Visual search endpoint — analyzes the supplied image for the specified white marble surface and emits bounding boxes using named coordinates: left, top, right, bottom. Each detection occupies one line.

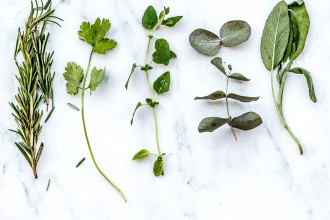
left=1, top=0, right=330, bottom=219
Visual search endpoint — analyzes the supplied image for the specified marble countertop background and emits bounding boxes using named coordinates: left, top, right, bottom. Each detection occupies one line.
left=1, top=0, right=330, bottom=219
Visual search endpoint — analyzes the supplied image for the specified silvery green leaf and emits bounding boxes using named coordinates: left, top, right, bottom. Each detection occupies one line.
left=198, top=117, right=231, bottom=133
left=211, top=57, right=226, bottom=76
left=195, top=91, right=226, bottom=101
left=289, top=67, right=317, bottom=102
left=230, top=112, right=262, bottom=130
left=220, top=20, right=251, bottom=47
left=228, top=73, right=250, bottom=81
left=227, top=93, right=259, bottom=103
left=189, top=29, right=221, bottom=56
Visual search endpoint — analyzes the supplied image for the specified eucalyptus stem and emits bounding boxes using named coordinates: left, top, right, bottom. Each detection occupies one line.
left=81, top=50, right=127, bottom=202
left=271, top=70, right=303, bottom=154
left=225, top=74, right=237, bottom=140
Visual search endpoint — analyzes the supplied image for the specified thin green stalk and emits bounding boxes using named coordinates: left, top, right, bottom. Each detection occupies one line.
left=271, top=70, right=303, bottom=155
left=225, top=74, right=237, bottom=140
left=81, top=50, right=127, bottom=202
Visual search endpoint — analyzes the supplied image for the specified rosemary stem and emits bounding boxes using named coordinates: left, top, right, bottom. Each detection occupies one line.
left=81, top=50, right=127, bottom=202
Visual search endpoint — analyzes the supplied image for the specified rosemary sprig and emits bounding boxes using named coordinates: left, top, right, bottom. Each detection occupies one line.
left=9, top=0, right=61, bottom=178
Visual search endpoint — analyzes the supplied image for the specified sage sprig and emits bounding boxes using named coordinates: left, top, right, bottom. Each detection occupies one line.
left=125, top=6, right=182, bottom=177
left=260, top=0, right=316, bottom=154
left=9, top=0, right=61, bottom=178
left=189, top=20, right=251, bottom=56
left=195, top=57, right=262, bottom=138
left=63, top=18, right=126, bottom=202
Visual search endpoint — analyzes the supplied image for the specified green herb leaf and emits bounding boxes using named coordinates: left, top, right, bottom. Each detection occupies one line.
left=288, top=2, right=310, bottom=60
left=153, top=71, right=170, bottom=94
left=146, top=98, right=159, bottom=107
left=93, top=38, right=117, bottom=54
left=198, top=117, right=231, bottom=133
left=162, top=16, right=183, bottom=27
left=152, top=39, right=171, bottom=65
left=89, top=67, right=106, bottom=92
left=194, top=91, right=226, bottom=100
left=227, top=93, right=259, bottom=102
left=228, top=73, right=250, bottom=81
left=277, top=61, right=293, bottom=84
left=289, top=67, right=317, bottom=102
left=125, top=63, right=137, bottom=90
left=78, top=18, right=111, bottom=46
left=260, top=1, right=290, bottom=71
left=189, top=29, right=221, bottom=56
left=63, top=62, right=84, bottom=95
left=153, top=156, right=164, bottom=176
left=132, top=149, right=150, bottom=160
left=211, top=57, right=226, bottom=76
left=170, top=51, right=177, bottom=59
left=76, top=157, right=86, bottom=168
left=141, top=64, right=153, bottom=71
left=220, top=20, right=251, bottom=47
left=142, top=6, right=158, bottom=30
left=131, top=102, right=142, bottom=125
left=230, top=112, right=262, bottom=130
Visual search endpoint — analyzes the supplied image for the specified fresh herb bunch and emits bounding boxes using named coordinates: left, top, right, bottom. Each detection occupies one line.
left=260, top=0, right=316, bottom=154
left=63, top=18, right=126, bottom=202
left=195, top=57, right=262, bottom=138
left=9, top=0, right=61, bottom=178
left=189, top=20, right=251, bottom=56
left=125, top=6, right=182, bottom=177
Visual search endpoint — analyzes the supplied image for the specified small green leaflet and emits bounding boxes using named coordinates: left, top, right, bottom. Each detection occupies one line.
left=146, top=98, right=159, bottom=107
left=125, top=63, right=137, bottom=89
left=89, top=67, right=106, bottom=92
left=142, top=6, right=158, bottom=30
left=289, top=67, right=317, bottom=102
left=211, top=57, right=226, bottom=75
left=153, top=71, right=170, bottom=94
left=78, top=18, right=117, bottom=54
left=228, top=73, right=250, bottom=81
left=153, top=156, right=164, bottom=176
left=63, top=62, right=84, bottom=95
left=195, top=91, right=226, bottom=100
left=132, top=149, right=150, bottom=160
left=162, top=16, right=183, bottom=27
left=230, top=112, right=262, bottom=130
left=131, top=102, right=142, bottom=125
left=198, top=117, right=231, bottom=133
left=152, top=39, right=171, bottom=66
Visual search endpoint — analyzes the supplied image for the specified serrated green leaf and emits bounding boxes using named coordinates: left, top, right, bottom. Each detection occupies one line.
left=228, top=73, right=250, bottom=81
left=153, top=71, right=170, bottom=94
left=162, top=16, right=183, bottom=27
left=198, top=117, right=231, bottom=133
left=230, top=112, right=262, bottom=130
left=227, top=93, right=259, bottom=102
left=130, top=102, right=142, bottom=125
left=93, top=38, right=117, bottom=54
left=125, top=63, right=137, bottom=90
left=63, top=62, right=84, bottom=95
left=211, top=57, right=226, bottom=76
left=152, top=39, right=171, bottom=65
left=153, top=156, right=164, bottom=176
left=194, top=91, right=226, bottom=100
left=189, top=29, right=221, bottom=56
left=289, top=67, right=317, bottom=102
left=78, top=18, right=111, bottom=46
left=89, top=67, right=105, bottom=92
left=220, top=20, right=251, bottom=47
left=132, top=149, right=150, bottom=160
left=260, top=1, right=290, bottom=71
left=142, top=6, right=158, bottom=30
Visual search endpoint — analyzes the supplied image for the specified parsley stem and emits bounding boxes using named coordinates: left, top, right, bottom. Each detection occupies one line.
left=271, top=70, right=303, bottom=155
left=225, top=74, right=237, bottom=140
left=81, top=50, right=127, bottom=202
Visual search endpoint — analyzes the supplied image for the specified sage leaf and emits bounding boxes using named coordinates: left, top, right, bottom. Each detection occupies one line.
left=260, top=1, right=290, bottom=71
left=153, top=157, right=164, bottom=176
left=228, top=73, right=250, bottom=81
left=142, top=6, right=158, bottom=30
left=198, top=117, right=231, bottom=133
left=211, top=57, right=226, bottom=76
left=289, top=67, right=317, bottom=102
left=153, top=71, right=170, bottom=94
left=89, top=67, right=106, bottom=92
left=288, top=2, right=310, bottom=60
left=230, top=112, right=262, bottom=130
left=125, top=63, right=137, bottom=89
left=132, top=149, right=150, bottom=160
left=131, top=102, right=142, bottom=125
left=162, top=16, right=183, bottom=27
left=189, top=29, right=221, bottom=56
left=220, top=20, right=251, bottom=47
left=227, top=93, right=259, bottom=103
left=194, top=91, right=226, bottom=100
left=153, top=39, right=171, bottom=65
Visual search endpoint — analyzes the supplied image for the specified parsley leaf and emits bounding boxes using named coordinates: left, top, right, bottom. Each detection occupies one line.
left=63, top=62, right=84, bottom=95
left=93, top=38, right=117, bottom=54
left=89, top=67, right=106, bottom=92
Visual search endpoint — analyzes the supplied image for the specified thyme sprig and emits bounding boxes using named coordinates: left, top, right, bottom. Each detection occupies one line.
left=9, top=0, right=61, bottom=178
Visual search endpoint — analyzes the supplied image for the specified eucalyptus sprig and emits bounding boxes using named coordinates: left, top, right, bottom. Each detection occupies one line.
left=195, top=57, right=262, bottom=138
left=260, top=0, right=316, bottom=154
left=189, top=20, right=251, bottom=56
left=9, top=0, right=61, bottom=178
left=125, top=6, right=182, bottom=177
left=63, top=18, right=126, bottom=202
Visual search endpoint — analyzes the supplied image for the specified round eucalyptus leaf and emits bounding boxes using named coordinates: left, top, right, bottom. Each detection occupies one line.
left=189, top=29, right=221, bottom=56
left=220, top=20, right=251, bottom=47
left=230, top=112, right=262, bottom=130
